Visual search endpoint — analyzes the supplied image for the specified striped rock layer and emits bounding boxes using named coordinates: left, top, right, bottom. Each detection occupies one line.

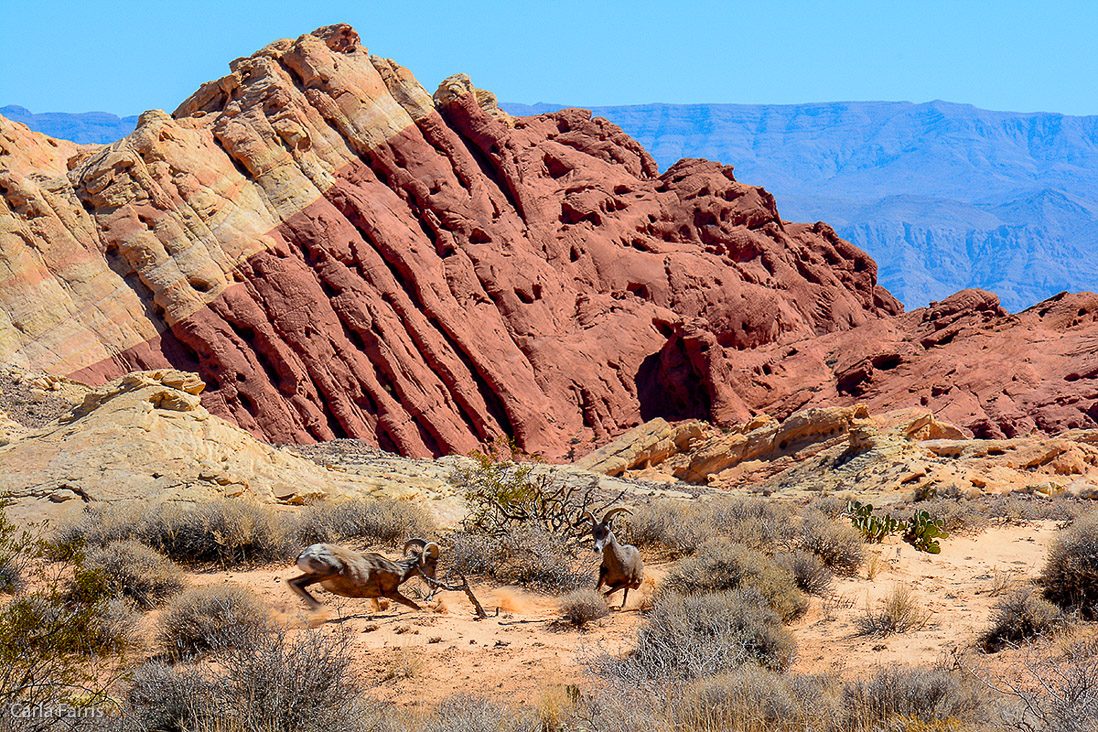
left=3, top=25, right=1092, bottom=457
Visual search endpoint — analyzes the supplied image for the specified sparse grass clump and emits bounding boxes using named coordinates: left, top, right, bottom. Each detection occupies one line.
left=856, top=585, right=933, bottom=637
left=593, top=589, right=796, bottom=683
left=82, top=540, right=184, bottom=608
left=981, top=587, right=1064, bottom=652
left=157, top=584, right=271, bottom=657
left=662, top=541, right=807, bottom=621
left=799, top=512, right=865, bottom=576
left=775, top=550, right=833, bottom=596
left=560, top=589, right=610, bottom=627
left=446, top=526, right=587, bottom=592
left=291, top=498, right=434, bottom=546
left=1040, top=511, right=1098, bottom=618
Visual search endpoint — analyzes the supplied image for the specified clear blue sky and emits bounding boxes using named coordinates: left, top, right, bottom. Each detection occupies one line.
left=2, top=0, right=1096, bottom=117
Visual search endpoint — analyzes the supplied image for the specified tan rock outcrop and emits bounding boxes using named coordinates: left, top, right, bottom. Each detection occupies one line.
left=674, top=405, right=870, bottom=483
left=0, top=369, right=430, bottom=523
left=574, top=418, right=706, bottom=476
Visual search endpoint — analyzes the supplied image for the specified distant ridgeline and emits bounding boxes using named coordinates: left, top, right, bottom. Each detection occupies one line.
left=8, top=100, right=1098, bottom=312
left=1, top=105, right=137, bottom=145
left=504, top=101, right=1098, bottom=312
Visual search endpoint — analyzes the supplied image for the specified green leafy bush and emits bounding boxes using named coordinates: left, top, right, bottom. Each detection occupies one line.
left=0, top=501, right=135, bottom=713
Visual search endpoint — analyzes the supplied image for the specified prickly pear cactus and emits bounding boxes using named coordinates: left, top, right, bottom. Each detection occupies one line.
left=903, top=510, right=949, bottom=553
left=845, top=500, right=903, bottom=543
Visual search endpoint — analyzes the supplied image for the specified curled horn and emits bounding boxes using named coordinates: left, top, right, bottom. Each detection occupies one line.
left=403, top=538, right=428, bottom=555
left=575, top=510, right=597, bottom=527
left=601, top=507, right=632, bottom=525
left=422, top=542, right=440, bottom=561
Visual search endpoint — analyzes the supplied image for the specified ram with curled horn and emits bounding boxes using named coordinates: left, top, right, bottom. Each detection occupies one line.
left=579, top=507, right=644, bottom=609
left=287, top=537, right=441, bottom=612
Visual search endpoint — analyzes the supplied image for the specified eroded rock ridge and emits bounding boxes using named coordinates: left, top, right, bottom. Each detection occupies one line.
left=0, top=24, right=905, bottom=458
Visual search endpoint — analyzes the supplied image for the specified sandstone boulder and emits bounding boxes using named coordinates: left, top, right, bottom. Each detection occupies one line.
left=574, top=418, right=706, bottom=476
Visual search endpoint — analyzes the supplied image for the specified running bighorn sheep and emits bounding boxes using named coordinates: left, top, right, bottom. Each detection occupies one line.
left=581, top=508, right=643, bottom=609
left=287, top=539, right=440, bottom=611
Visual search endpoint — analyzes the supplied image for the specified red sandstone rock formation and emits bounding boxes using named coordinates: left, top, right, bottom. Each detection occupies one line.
left=0, top=24, right=902, bottom=458
left=2, top=26, right=1095, bottom=456
left=727, top=288, right=1098, bottom=438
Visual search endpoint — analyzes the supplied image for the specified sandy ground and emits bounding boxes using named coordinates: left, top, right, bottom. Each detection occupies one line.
left=126, top=520, right=1064, bottom=708
left=792, top=521, right=1059, bottom=677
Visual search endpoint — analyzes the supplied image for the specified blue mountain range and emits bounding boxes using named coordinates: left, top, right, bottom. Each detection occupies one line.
left=504, top=101, right=1098, bottom=311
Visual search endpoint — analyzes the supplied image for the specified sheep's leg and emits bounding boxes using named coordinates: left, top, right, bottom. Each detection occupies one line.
left=596, top=566, right=607, bottom=591
left=385, top=590, right=422, bottom=611
left=288, top=573, right=325, bottom=609
left=620, top=587, right=629, bottom=610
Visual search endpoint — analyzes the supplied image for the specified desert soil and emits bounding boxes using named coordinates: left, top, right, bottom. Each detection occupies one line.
left=132, top=520, right=1062, bottom=708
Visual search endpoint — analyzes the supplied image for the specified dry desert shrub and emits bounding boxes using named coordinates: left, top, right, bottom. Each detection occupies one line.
left=907, top=497, right=989, bottom=535
left=140, top=500, right=293, bottom=567
left=856, top=584, right=933, bottom=637
left=157, top=583, right=270, bottom=657
left=661, top=540, right=807, bottom=621
left=841, top=666, right=986, bottom=730
left=623, top=499, right=710, bottom=556
left=50, top=503, right=149, bottom=557
left=291, top=497, right=434, bottom=546
left=706, top=498, right=798, bottom=552
left=54, top=499, right=295, bottom=567
left=624, top=497, right=797, bottom=558
left=774, top=550, right=833, bottom=596
left=981, top=587, right=1064, bottom=652
left=592, top=588, right=797, bottom=683
left=82, top=540, right=184, bottom=608
left=126, top=628, right=364, bottom=732
left=445, top=525, right=587, bottom=592
left=126, top=660, right=218, bottom=731
left=416, top=695, right=535, bottom=732
left=560, top=588, right=610, bottom=627
left=678, top=666, right=844, bottom=732
left=988, top=636, right=1098, bottom=731
left=797, top=511, right=865, bottom=576
left=1040, top=511, right=1098, bottom=618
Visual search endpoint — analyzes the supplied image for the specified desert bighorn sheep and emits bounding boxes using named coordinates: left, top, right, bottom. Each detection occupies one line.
left=581, top=508, right=643, bottom=609
left=287, top=538, right=440, bottom=611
